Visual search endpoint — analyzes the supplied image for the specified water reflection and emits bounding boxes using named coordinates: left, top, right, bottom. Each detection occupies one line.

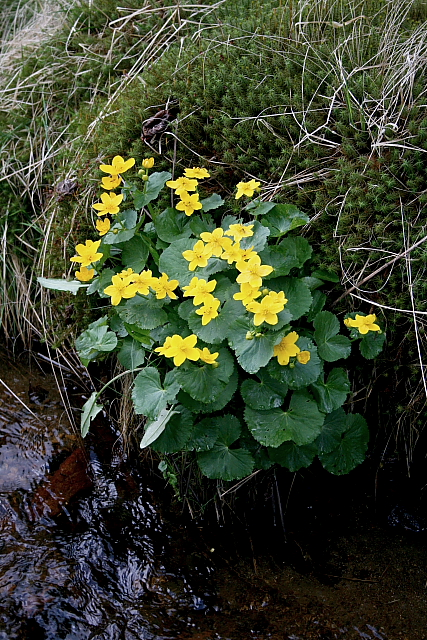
left=0, top=356, right=213, bottom=639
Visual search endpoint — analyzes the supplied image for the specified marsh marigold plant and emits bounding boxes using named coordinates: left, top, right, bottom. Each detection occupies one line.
left=39, top=156, right=386, bottom=482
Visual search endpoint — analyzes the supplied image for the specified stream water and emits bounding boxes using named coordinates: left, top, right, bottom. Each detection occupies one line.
left=1, top=350, right=427, bottom=639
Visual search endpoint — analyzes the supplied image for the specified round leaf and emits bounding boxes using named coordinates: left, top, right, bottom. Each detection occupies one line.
left=310, top=368, right=350, bottom=413
left=244, top=391, right=324, bottom=448
left=132, top=367, right=180, bottom=420
left=313, top=311, right=351, bottom=362
left=318, top=413, right=369, bottom=475
left=268, top=441, right=317, bottom=471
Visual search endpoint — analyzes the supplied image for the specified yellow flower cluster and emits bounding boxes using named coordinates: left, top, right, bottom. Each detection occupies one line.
left=102, top=269, right=179, bottom=306
left=181, top=224, right=312, bottom=367
left=166, top=167, right=210, bottom=216
left=154, top=334, right=218, bottom=367
left=182, top=225, right=288, bottom=327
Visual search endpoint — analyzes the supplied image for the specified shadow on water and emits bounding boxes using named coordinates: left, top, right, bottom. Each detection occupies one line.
left=1, top=349, right=427, bottom=640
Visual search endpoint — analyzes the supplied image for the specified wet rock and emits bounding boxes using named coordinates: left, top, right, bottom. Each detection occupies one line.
left=32, top=447, right=92, bottom=518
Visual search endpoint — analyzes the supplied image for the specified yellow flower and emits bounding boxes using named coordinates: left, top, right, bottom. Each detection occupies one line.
left=225, top=224, right=254, bottom=242
left=101, top=175, right=122, bottom=190
left=154, top=336, right=174, bottom=357
left=198, top=347, right=219, bottom=364
left=103, top=274, right=139, bottom=306
left=182, top=241, right=213, bottom=271
left=99, top=156, right=135, bottom=175
left=235, top=179, right=261, bottom=199
left=96, top=218, right=111, bottom=237
left=92, top=191, right=123, bottom=216
left=296, top=351, right=311, bottom=364
left=344, top=314, right=380, bottom=335
left=119, top=268, right=135, bottom=278
left=274, top=332, right=301, bottom=365
left=236, top=255, right=274, bottom=288
left=182, top=277, right=217, bottom=305
left=200, top=228, right=232, bottom=257
left=221, top=242, right=243, bottom=264
left=70, top=239, right=103, bottom=267
left=142, top=157, right=155, bottom=169
left=176, top=192, right=203, bottom=216
left=132, top=270, right=156, bottom=295
left=195, top=297, right=221, bottom=325
left=166, top=176, right=198, bottom=196
left=154, top=334, right=200, bottom=367
left=238, top=246, right=257, bottom=262
left=184, top=167, right=210, bottom=179
left=75, top=266, right=95, bottom=282
left=246, top=293, right=286, bottom=326
left=233, top=282, right=261, bottom=306
left=265, top=290, right=288, bottom=306
left=151, top=272, right=179, bottom=300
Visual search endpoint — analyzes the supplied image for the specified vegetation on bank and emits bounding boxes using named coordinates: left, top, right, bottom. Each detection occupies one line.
left=2, top=0, right=427, bottom=486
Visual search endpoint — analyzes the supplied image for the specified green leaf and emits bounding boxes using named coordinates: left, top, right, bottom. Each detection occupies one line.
left=189, top=214, right=214, bottom=235
left=310, top=368, right=350, bottom=413
left=197, top=415, right=255, bottom=480
left=311, top=268, right=340, bottom=283
left=259, top=236, right=312, bottom=278
left=117, top=337, right=145, bottom=370
left=227, top=318, right=285, bottom=373
left=268, top=441, right=317, bottom=471
left=121, top=236, right=149, bottom=272
left=268, top=277, right=312, bottom=321
left=187, top=298, right=243, bottom=345
left=154, top=208, right=192, bottom=243
left=123, top=323, right=152, bottom=345
left=201, top=193, right=224, bottom=212
left=102, top=226, right=136, bottom=244
left=81, top=392, right=103, bottom=438
left=318, top=413, right=369, bottom=475
left=188, top=417, right=220, bottom=451
left=314, top=311, right=352, bottom=362
left=261, top=204, right=309, bottom=237
left=132, top=367, right=181, bottom=420
left=240, top=375, right=287, bottom=410
left=140, top=407, right=179, bottom=448
left=119, top=209, right=138, bottom=229
left=37, top=277, right=88, bottom=294
left=198, top=444, right=255, bottom=480
left=315, top=408, right=347, bottom=454
left=178, top=369, right=238, bottom=414
left=173, top=347, right=234, bottom=402
left=133, top=171, right=172, bottom=208
left=150, top=405, right=193, bottom=453
left=307, top=289, right=326, bottom=321
left=244, top=200, right=276, bottom=215
left=117, top=296, right=168, bottom=330
left=240, top=221, right=270, bottom=252
left=267, top=337, right=323, bottom=390
left=359, top=331, right=386, bottom=359
left=244, top=391, right=324, bottom=447
left=75, top=317, right=118, bottom=362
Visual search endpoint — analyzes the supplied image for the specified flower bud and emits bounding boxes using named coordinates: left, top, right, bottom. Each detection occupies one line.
left=113, top=228, right=119, bottom=234
left=255, top=332, right=263, bottom=338
left=246, top=331, right=254, bottom=340
left=138, top=169, right=145, bottom=176
left=142, top=174, right=149, bottom=182
left=212, top=362, right=219, bottom=368
left=289, top=362, right=295, bottom=369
